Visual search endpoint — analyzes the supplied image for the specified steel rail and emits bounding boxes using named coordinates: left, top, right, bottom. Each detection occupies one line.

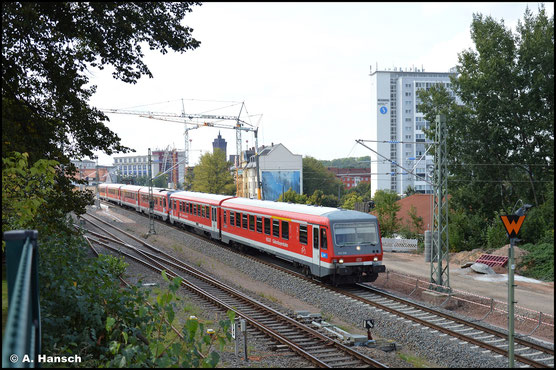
left=80, top=214, right=387, bottom=368
left=94, top=201, right=554, bottom=367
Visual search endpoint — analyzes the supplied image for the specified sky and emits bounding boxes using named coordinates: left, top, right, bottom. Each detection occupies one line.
left=89, top=2, right=554, bottom=166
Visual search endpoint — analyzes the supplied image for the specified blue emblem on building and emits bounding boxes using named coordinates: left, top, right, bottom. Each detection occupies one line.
left=380, top=106, right=388, bottom=114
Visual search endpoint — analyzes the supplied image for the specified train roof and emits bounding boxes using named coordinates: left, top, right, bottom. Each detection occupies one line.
left=222, top=198, right=378, bottom=223
left=222, top=197, right=337, bottom=216
left=170, top=191, right=235, bottom=204
left=120, top=185, right=145, bottom=191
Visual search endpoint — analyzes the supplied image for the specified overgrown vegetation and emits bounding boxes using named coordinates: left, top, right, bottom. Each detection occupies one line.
left=37, top=221, right=233, bottom=367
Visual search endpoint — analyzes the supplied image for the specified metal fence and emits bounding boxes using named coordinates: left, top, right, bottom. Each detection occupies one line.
left=381, top=237, right=418, bottom=252
left=2, top=230, right=41, bottom=368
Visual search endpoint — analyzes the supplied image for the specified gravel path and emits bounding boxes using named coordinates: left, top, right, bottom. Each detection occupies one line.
left=84, top=203, right=533, bottom=367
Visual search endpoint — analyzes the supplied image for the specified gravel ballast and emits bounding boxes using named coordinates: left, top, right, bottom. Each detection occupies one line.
left=86, top=203, right=545, bottom=368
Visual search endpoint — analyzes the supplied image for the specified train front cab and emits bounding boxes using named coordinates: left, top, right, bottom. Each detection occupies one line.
left=321, top=210, right=385, bottom=285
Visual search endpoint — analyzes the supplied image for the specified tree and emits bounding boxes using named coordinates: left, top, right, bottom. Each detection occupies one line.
left=2, top=2, right=202, bottom=227
left=372, top=190, right=400, bottom=237
left=192, top=150, right=235, bottom=195
left=417, top=6, right=554, bottom=220
left=277, top=188, right=308, bottom=204
left=2, top=152, right=58, bottom=240
left=153, top=173, right=169, bottom=188
left=303, top=156, right=344, bottom=197
left=341, top=192, right=363, bottom=210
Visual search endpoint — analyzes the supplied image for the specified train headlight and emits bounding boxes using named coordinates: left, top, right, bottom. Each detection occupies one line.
left=339, top=259, right=344, bottom=264
left=356, top=245, right=361, bottom=251
left=373, top=257, right=378, bottom=262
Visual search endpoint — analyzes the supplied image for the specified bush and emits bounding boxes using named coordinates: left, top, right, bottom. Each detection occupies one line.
left=486, top=212, right=509, bottom=251
left=518, top=242, right=554, bottom=282
left=38, top=221, right=232, bottom=367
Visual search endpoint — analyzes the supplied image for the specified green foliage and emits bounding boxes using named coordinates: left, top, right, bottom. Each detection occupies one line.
left=2, top=152, right=58, bottom=238
left=192, top=150, right=235, bottom=195
left=417, top=5, right=554, bottom=222
left=278, top=188, right=308, bottom=204
left=2, top=2, right=201, bottom=224
left=372, top=190, right=400, bottom=237
left=518, top=242, right=554, bottom=281
left=306, top=189, right=339, bottom=207
left=153, top=173, right=169, bottom=189
left=448, top=209, right=487, bottom=252
left=38, top=221, right=232, bottom=367
left=341, top=192, right=363, bottom=210
left=319, top=156, right=371, bottom=169
left=346, top=182, right=373, bottom=201
left=520, top=184, right=554, bottom=244
left=486, top=212, right=510, bottom=251
left=404, top=185, right=417, bottom=196
left=303, top=156, right=344, bottom=196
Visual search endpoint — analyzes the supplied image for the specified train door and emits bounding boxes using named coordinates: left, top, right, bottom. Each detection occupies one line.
left=211, top=207, right=218, bottom=232
left=311, top=225, right=320, bottom=277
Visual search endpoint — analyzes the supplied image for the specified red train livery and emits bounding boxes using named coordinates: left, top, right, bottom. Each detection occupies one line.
left=98, top=183, right=385, bottom=285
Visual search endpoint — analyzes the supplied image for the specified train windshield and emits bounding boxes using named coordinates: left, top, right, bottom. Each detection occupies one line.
left=334, top=223, right=378, bottom=247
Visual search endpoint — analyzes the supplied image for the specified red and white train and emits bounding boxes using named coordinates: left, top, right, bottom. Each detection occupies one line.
left=99, top=183, right=385, bottom=285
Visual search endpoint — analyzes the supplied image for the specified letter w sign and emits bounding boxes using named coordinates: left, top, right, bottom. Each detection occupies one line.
left=500, top=215, right=526, bottom=238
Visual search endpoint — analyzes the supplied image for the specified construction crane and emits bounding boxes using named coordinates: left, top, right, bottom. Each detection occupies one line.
left=102, top=101, right=262, bottom=199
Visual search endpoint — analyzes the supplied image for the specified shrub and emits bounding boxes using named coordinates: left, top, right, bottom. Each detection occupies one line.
left=37, top=221, right=232, bottom=367
left=518, top=242, right=554, bottom=282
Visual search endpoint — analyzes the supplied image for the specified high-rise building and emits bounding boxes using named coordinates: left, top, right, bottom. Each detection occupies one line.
left=212, top=131, right=227, bottom=158
left=369, top=67, right=456, bottom=196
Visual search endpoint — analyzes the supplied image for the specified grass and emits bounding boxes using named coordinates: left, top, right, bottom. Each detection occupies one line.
left=257, top=292, right=281, bottom=304
left=397, top=352, right=431, bottom=367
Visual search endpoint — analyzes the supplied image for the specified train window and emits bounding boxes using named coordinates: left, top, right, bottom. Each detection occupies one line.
left=299, top=225, right=307, bottom=245
left=185, top=203, right=189, bottom=213
left=192, top=204, right=196, bottom=216
left=242, top=214, right=248, bottom=229
left=281, top=221, right=289, bottom=240
left=235, top=212, right=241, bottom=227
left=163, top=198, right=166, bottom=208
left=256, top=217, right=262, bottom=233
left=320, top=228, right=327, bottom=250
left=249, top=215, right=255, bottom=231
left=202, top=206, right=205, bottom=218
left=179, top=201, right=183, bottom=212
left=313, top=228, right=319, bottom=249
left=272, top=220, right=280, bottom=238
left=212, top=208, right=216, bottom=221
left=264, top=218, right=271, bottom=235
left=229, top=211, right=234, bottom=226
left=206, top=206, right=210, bottom=219
left=223, top=210, right=227, bottom=224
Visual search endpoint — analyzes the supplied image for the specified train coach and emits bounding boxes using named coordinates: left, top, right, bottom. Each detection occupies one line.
left=168, top=191, right=234, bottom=239
left=97, top=183, right=385, bottom=285
left=138, top=187, right=177, bottom=221
left=99, top=183, right=123, bottom=204
left=219, top=197, right=385, bottom=285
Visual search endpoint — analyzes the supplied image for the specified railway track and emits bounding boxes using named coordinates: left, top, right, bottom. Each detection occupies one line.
left=79, top=212, right=387, bottom=368
left=92, top=201, right=555, bottom=367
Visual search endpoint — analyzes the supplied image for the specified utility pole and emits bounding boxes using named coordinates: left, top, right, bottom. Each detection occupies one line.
left=501, top=205, right=531, bottom=368
left=95, top=156, right=100, bottom=207
left=430, top=114, right=450, bottom=292
left=147, top=148, right=156, bottom=236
